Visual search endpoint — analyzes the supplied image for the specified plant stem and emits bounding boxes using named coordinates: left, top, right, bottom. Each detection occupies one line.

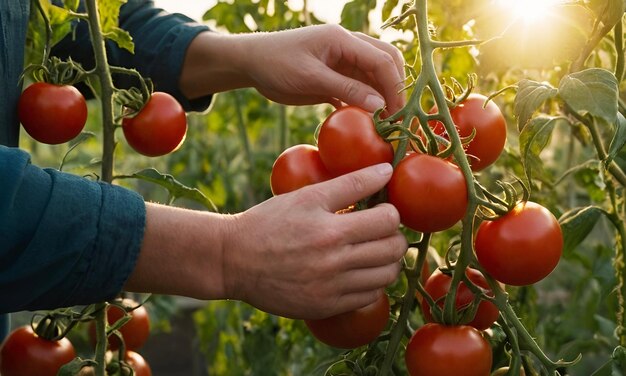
left=233, top=91, right=256, bottom=207
left=84, top=0, right=116, bottom=183
left=93, top=303, right=107, bottom=376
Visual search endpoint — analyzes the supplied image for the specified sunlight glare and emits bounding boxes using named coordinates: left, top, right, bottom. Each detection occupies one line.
left=496, top=0, right=561, bottom=24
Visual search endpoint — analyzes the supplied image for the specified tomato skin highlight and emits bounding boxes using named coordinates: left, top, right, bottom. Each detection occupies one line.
left=429, top=93, right=507, bottom=171
left=18, top=82, right=88, bottom=144
left=0, top=325, right=76, bottom=376
left=122, top=92, right=187, bottom=157
left=270, top=144, right=333, bottom=195
left=475, top=201, right=563, bottom=286
left=317, top=106, right=393, bottom=176
left=405, top=323, right=492, bottom=376
left=387, top=153, right=468, bottom=233
left=305, top=294, right=389, bottom=349
left=420, top=268, right=499, bottom=330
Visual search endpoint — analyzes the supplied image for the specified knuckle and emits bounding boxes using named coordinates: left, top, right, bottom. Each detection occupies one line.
left=342, top=80, right=361, bottom=100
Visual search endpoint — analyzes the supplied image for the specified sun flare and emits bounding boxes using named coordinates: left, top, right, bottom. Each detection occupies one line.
left=496, top=0, right=561, bottom=24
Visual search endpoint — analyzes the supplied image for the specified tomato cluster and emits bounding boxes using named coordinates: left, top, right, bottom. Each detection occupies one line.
left=88, top=299, right=151, bottom=351
left=18, top=83, right=187, bottom=158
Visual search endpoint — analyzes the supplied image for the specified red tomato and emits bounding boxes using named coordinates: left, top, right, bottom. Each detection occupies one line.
left=0, top=325, right=76, bottom=376
left=122, top=92, right=187, bottom=157
left=89, top=299, right=151, bottom=351
left=317, top=106, right=393, bottom=176
left=387, top=153, right=468, bottom=233
left=18, top=82, right=87, bottom=144
left=270, top=144, right=333, bottom=195
left=124, top=351, right=152, bottom=376
left=420, top=268, right=499, bottom=330
left=405, top=323, right=492, bottom=376
left=475, top=201, right=563, bottom=286
left=428, top=93, right=507, bottom=171
left=305, top=294, right=390, bottom=349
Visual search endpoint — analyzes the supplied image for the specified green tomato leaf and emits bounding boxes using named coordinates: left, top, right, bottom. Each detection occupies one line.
left=382, top=0, right=400, bottom=23
left=98, top=0, right=135, bottom=52
left=519, top=116, right=565, bottom=185
left=589, top=0, right=625, bottom=28
left=341, top=0, right=376, bottom=32
left=607, top=113, right=626, bottom=165
left=559, top=206, right=605, bottom=256
left=558, top=68, right=618, bottom=125
left=514, top=79, right=558, bottom=132
left=62, top=0, right=80, bottom=12
left=115, top=168, right=217, bottom=211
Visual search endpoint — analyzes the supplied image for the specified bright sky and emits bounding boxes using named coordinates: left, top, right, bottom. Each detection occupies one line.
left=152, top=0, right=348, bottom=24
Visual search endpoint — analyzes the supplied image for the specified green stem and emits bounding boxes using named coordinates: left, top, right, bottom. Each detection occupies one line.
left=34, top=0, right=52, bottom=66
left=233, top=91, right=256, bottom=207
left=615, top=20, right=624, bottom=82
left=84, top=0, right=116, bottom=183
left=93, top=303, right=108, bottom=376
left=379, top=233, right=432, bottom=376
left=278, top=105, right=288, bottom=152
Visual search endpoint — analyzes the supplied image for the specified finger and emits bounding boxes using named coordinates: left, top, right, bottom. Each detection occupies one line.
left=352, top=32, right=405, bottom=83
left=334, top=203, right=402, bottom=244
left=330, top=289, right=386, bottom=316
left=312, top=67, right=386, bottom=113
left=337, top=231, right=408, bottom=269
left=311, top=163, right=393, bottom=213
left=336, top=262, right=402, bottom=295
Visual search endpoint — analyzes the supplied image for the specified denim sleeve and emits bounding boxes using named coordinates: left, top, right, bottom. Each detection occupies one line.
left=52, top=0, right=212, bottom=112
left=0, top=146, right=146, bottom=313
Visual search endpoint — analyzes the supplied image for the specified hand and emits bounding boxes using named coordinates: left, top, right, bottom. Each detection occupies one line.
left=221, top=163, right=407, bottom=319
left=180, top=25, right=406, bottom=114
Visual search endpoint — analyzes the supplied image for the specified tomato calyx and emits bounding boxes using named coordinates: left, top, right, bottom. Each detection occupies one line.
left=22, top=57, right=87, bottom=87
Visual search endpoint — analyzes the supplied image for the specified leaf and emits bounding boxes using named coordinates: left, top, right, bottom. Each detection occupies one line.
left=607, top=113, right=626, bottom=165
left=62, top=0, right=80, bottom=12
left=589, top=0, right=625, bottom=28
left=519, top=116, right=565, bottom=184
left=341, top=0, right=376, bottom=32
left=115, top=168, right=218, bottom=211
left=558, top=68, right=619, bottom=125
left=382, top=0, right=400, bottom=22
left=98, top=0, right=135, bottom=52
left=559, top=206, right=605, bottom=256
left=514, top=80, right=558, bottom=131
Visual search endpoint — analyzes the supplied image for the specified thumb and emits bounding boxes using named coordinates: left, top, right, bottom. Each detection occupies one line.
left=311, top=163, right=393, bottom=212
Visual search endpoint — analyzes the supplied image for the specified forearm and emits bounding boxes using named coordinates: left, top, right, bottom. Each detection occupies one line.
left=179, top=31, right=255, bottom=99
left=124, top=202, right=231, bottom=300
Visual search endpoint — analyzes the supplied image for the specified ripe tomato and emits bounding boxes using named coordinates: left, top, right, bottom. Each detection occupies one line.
left=0, top=325, right=76, bottom=376
left=420, top=268, right=499, bottom=330
left=89, top=299, right=151, bottom=351
left=122, top=92, right=187, bottom=157
left=124, top=351, right=152, bottom=376
left=405, top=323, right=492, bottom=376
left=270, top=144, right=333, bottom=195
left=18, top=82, right=87, bottom=144
left=428, top=93, right=507, bottom=171
left=317, top=106, right=393, bottom=176
left=387, top=153, right=468, bottom=233
left=305, top=293, right=389, bottom=349
left=475, top=201, right=563, bottom=286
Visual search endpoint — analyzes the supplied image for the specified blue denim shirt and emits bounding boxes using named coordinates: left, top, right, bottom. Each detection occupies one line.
left=0, top=0, right=210, bottom=339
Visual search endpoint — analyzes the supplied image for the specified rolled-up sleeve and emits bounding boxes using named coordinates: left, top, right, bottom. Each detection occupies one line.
left=52, top=0, right=212, bottom=112
left=0, top=146, right=145, bottom=313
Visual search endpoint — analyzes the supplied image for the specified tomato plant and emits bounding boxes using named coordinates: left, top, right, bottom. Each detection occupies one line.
left=420, top=268, right=499, bottom=330
left=404, top=323, right=492, bottom=376
left=89, top=299, right=151, bottom=351
left=270, top=144, right=333, bottom=195
left=18, top=82, right=87, bottom=145
left=0, top=325, right=76, bottom=376
left=317, top=106, right=393, bottom=176
left=304, top=293, right=389, bottom=349
left=387, top=153, right=468, bottom=233
left=122, top=92, right=187, bottom=157
left=428, top=93, right=507, bottom=171
left=475, top=201, right=563, bottom=286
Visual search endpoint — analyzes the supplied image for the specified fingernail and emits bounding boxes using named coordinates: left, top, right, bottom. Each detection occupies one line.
left=364, top=94, right=385, bottom=112
left=376, top=163, right=393, bottom=176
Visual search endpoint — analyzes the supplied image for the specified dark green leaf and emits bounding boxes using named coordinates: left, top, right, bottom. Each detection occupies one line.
left=559, top=68, right=619, bottom=125
left=607, top=113, right=626, bottom=165
left=559, top=206, right=605, bottom=256
left=115, top=168, right=217, bottom=211
left=514, top=80, right=558, bottom=131
left=519, top=116, right=565, bottom=184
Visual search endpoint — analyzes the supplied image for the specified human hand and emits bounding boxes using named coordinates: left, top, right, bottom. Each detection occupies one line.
left=181, top=25, right=406, bottom=115
left=221, top=163, right=407, bottom=319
